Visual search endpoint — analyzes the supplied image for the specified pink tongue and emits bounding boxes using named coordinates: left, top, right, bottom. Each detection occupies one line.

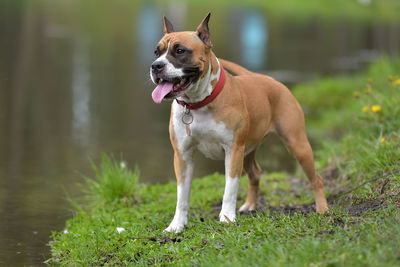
left=151, top=82, right=174, bottom=104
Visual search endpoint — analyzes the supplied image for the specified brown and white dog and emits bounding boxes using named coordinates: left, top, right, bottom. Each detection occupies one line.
left=150, top=13, right=328, bottom=233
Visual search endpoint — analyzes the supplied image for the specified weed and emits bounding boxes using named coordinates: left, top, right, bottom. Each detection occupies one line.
left=83, top=155, right=140, bottom=207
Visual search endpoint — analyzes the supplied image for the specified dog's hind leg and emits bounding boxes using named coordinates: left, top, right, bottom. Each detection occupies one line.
left=238, top=150, right=262, bottom=213
left=278, top=122, right=328, bottom=214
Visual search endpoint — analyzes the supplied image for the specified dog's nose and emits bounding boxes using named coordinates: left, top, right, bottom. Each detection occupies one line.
left=151, top=62, right=165, bottom=72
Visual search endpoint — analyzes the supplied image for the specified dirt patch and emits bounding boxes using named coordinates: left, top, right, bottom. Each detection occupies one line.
left=211, top=194, right=315, bottom=216
left=211, top=168, right=399, bottom=219
left=250, top=195, right=397, bottom=218
left=211, top=194, right=397, bottom=219
left=263, top=203, right=315, bottom=215
left=347, top=198, right=384, bottom=217
left=345, top=195, right=400, bottom=217
left=133, top=236, right=183, bottom=245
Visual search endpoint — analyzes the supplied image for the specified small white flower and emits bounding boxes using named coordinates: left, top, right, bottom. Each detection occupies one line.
left=63, top=229, right=69, bottom=234
left=116, top=227, right=126, bottom=233
left=120, top=161, right=127, bottom=169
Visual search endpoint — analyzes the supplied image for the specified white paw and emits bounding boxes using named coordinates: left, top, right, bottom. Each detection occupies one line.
left=238, top=203, right=256, bottom=213
left=164, top=219, right=186, bottom=233
left=219, top=212, right=236, bottom=223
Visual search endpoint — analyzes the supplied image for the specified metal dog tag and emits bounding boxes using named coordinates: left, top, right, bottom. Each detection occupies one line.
left=182, top=112, right=193, bottom=125
left=182, top=107, right=193, bottom=125
left=182, top=106, right=193, bottom=136
left=186, top=125, right=191, bottom=136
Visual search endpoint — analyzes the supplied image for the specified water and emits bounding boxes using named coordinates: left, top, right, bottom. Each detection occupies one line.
left=0, top=0, right=399, bottom=265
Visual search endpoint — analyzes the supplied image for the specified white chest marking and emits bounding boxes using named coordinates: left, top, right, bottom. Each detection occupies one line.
left=172, top=102, right=233, bottom=160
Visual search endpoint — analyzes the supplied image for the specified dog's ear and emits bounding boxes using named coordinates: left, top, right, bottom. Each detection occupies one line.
left=163, top=16, right=174, bottom=34
left=196, top=12, right=212, bottom=48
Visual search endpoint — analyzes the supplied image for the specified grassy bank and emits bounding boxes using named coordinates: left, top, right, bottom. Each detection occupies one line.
left=47, top=58, right=400, bottom=266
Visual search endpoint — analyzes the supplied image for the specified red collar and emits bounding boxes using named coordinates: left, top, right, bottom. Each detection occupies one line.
left=176, top=65, right=225, bottom=110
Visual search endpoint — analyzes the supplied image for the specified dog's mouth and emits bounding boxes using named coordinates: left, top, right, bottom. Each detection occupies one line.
left=152, top=76, right=196, bottom=104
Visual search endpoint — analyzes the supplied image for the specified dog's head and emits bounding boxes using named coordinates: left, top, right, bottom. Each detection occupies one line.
left=150, top=13, right=214, bottom=104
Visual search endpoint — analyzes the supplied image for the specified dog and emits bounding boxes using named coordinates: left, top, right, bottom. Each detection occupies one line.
left=150, top=13, right=328, bottom=233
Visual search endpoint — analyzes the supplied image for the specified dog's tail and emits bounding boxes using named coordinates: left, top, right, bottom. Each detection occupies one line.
left=219, top=58, right=253, bottom=76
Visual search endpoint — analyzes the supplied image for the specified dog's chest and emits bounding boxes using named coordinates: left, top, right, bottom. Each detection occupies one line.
left=172, top=104, right=233, bottom=160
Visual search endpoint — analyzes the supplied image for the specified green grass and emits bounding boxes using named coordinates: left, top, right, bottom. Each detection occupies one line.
left=47, top=59, right=400, bottom=266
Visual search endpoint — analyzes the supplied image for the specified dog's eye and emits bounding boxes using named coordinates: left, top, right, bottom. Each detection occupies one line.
left=176, top=48, right=185, bottom=54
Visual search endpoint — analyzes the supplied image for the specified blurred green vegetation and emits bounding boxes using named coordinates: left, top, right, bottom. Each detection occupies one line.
left=38, top=0, right=400, bottom=29
left=184, top=0, right=400, bottom=23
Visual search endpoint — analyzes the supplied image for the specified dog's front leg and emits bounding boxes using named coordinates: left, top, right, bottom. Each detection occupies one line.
left=164, top=148, right=194, bottom=233
left=219, top=144, right=245, bottom=223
